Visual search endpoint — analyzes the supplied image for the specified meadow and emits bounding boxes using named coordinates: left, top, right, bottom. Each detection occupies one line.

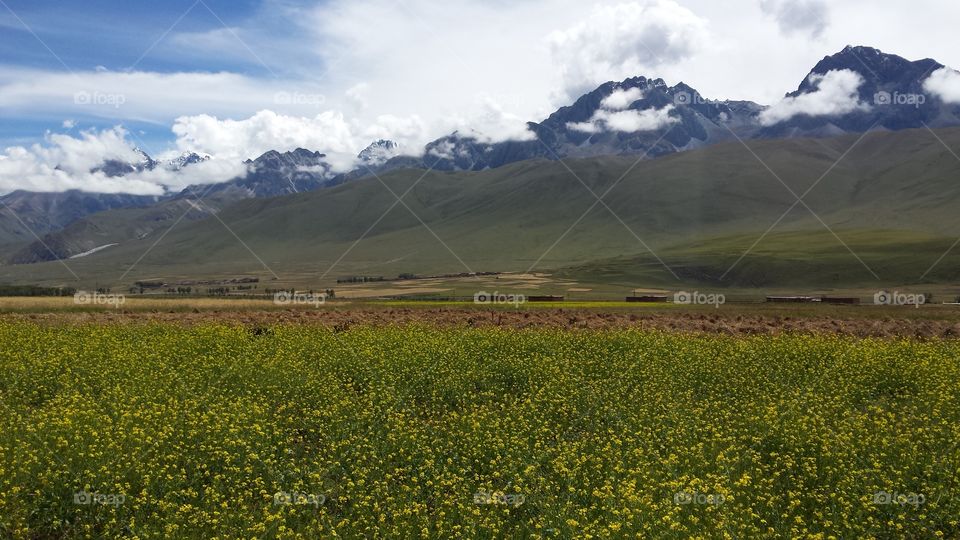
left=1, top=321, right=958, bottom=538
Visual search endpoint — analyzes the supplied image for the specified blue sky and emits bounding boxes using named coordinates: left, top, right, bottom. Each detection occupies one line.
left=0, top=0, right=309, bottom=151
left=1, top=1, right=265, bottom=72
left=2, top=0, right=960, bottom=194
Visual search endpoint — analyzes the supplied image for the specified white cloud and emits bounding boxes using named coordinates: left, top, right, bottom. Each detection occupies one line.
left=568, top=104, right=677, bottom=134
left=548, top=1, right=708, bottom=100
left=923, top=67, right=960, bottom=104
left=33, top=128, right=143, bottom=175
left=303, top=0, right=563, bottom=138
left=759, top=0, right=829, bottom=39
left=603, top=108, right=677, bottom=132
left=445, top=99, right=536, bottom=144
left=759, top=69, right=868, bottom=126
left=0, top=67, right=332, bottom=123
left=601, top=87, right=645, bottom=110
left=361, top=114, right=427, bottom=153
left=62, top=119, right=76, bottom=129
left=171, top=110, right=362, bottom=171
left=168, top=97, right=534, bottom=172
left=127, top=158, right=250, bottom=192
left=427, top=140, right=459, bottom=160
left=170, top=108, right=436, bottom=170
left=0, top=127, right=244, bottom=195
left=345, top=83, right=371, bottom=112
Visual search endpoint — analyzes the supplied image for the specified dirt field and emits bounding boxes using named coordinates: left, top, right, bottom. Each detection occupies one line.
left=6, top=305, right=960, bottom=339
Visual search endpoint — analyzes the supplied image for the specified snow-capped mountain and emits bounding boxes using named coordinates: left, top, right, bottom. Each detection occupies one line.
left=385, top=76, right=765, bottom=172
left=376, top=46, right=960, bottom=172
left=357, top=139, right=401, bottom=167
left=758, top=45, right=960, bottom=137
left=165, top=152, right=211, bottom=171
left=176, top=148, right=338, bottom=199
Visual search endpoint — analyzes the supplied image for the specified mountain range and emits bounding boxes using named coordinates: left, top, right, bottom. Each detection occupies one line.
left=2, top=45, right=960, bottom=290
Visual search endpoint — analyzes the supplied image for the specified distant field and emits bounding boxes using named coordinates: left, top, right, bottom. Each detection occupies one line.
left=1, top=322, right=958, bottom=538
left=4, top=296, right=960, bottom=332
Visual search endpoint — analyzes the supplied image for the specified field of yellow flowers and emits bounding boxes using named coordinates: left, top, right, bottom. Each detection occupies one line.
left=1, top=321, right=958, bottom=538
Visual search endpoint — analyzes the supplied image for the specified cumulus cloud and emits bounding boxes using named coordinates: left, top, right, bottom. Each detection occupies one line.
left=600, top=87, right=645, bottom=110
left=0, top=98, right=533, bottom=195
left=170, top=109, right=436, bottom=170
left=548, top=1, right=708, bottom=100
left=759, top=0, right=829, bottom=38
left=0, top=127, right=245, bottom=195
left=445, top=99, right=536, bottom=144
left=360, top=114, right=427, bottom=151
left=568, top=103, right=677, bottom=134
left=171, top=110, right=361, bottom=170
left=166, top=94, right=535, bottom=174
left=32, top=128, right=142, bottom=175
left=126, top=158, right=249, bottom=192
left=923, top=67, right=960, bottom=104
left=759, top=69, right=868, bottom=126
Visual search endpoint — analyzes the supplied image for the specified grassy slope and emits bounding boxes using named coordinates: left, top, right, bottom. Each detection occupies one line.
left=2, top=127, right=959, bottom=290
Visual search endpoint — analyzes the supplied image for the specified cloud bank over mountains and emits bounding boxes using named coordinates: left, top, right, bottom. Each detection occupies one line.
left=2, top=0, right=960, bottom=194
left=0, top=127, right=246, bottom=195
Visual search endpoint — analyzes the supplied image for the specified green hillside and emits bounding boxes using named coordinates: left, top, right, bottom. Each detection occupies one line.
left=2, top=127, right=960, bottom=291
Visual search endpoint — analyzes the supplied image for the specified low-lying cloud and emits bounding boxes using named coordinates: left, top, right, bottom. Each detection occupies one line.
left=923, top=67, right=960, bottom=104
left=0, top=127, right=247, bottom=195
left=759, top=69, right=868, bottom=126
left=600, top=87, right=645, bottom=110
left=568, top=104, right=677, bottom=134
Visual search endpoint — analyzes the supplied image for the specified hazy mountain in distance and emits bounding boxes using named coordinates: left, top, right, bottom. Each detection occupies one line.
left=6, top=148, right=343, bottom=263
left=0, top=190, right=165, bottom=248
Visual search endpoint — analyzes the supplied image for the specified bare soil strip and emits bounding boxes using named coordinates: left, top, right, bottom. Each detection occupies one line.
left=7, top=307, right=960, bottom=339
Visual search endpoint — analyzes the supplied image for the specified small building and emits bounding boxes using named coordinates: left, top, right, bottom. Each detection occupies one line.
left=821, top=297, right=861, bottom=305
left=626, top=295, right=669, bottom=303
left=766, top=296, right=821, bottom=303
